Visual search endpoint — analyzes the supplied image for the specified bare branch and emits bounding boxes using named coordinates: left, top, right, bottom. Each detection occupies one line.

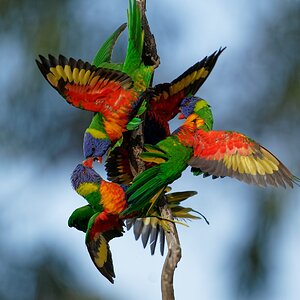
left=160, top=201, right=182, bottom=300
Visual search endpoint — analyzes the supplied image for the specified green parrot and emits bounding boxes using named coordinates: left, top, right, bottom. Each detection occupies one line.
left=123, top=97, right=299, bottom=216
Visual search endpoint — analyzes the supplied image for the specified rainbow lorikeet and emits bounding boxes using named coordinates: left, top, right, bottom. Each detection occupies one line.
left=144, top=47, right=225, bottom=144
left=69, top=163, right=204, bottom=281
left=105, top=48, right=225, bottom=184
left=123, top=97, right=299, bottom=216
left=36, top=0, right=154, bottom=164
left=70, top=163, right=127, bottom=283
left=69, top=190, right=204, bottom=256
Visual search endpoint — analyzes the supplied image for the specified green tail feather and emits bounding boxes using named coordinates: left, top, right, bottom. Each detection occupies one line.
left=92, top=23, right=127, bottom=67
left=123, top=0, right=143, bottom=75
left=166, top=191, right=198, bottom=205
left=124, top=166, right=167, bottom=215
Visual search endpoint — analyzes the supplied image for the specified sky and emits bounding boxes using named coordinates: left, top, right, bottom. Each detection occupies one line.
left=1, top=0, right=300, bottom=299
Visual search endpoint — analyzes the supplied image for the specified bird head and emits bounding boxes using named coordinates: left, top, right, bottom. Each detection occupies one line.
left=179, top=96, right=213, bottom=131
left=83, top=129, right=111, bottom=166
left=71, top=164, right=103, bottom=191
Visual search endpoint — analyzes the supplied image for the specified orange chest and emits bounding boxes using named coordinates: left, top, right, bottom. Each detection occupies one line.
left=100, top=181, right=127, bottom=214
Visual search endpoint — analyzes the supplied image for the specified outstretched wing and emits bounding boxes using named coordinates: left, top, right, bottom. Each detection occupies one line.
left=92, top=23, right=127, bottom=67
left=189, top=130, right=298, bottom=188
left=149, top=48, right=225, bottom=121
left=143, top=48, right=225, bottom=144
left=36, top=54, right=137, bottom=112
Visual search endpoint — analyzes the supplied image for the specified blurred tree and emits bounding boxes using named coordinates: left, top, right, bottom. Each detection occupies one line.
left=228, top=1, right=300, bottom=299
left=0, top=245, right=108, bottom=300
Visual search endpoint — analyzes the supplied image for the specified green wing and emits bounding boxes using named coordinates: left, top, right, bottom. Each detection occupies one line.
left=92, top=23, right=127, bottom=67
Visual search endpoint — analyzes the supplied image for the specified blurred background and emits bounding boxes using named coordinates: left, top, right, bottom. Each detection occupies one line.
left=0, top=0, right=299, bottom=299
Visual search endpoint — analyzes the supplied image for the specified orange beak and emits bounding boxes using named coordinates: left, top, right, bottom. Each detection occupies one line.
left=82, top=157, right=94, bottom=168
left=178, top=113, right=185, bottom=119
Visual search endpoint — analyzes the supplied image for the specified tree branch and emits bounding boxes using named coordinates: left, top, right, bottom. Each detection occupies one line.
left=130, top=1, right=181, bottom=299
left=160, top=200, right=182, bottom=300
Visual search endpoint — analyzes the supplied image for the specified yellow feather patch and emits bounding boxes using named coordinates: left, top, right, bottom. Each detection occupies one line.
left=241, top=156, right=253, bottom=175
left=198, top=69, right=209, bottom=79
left=82, top=70, right=91, bottom=85
left=49, top=66, right=60, bottom=80
left=231, top=155, right=238, bottom=172
left=78, top=69, right=86, bottom=84
left=237, top=157, right=245, bottom=174
left=260, top=148, right=280, bottom=167
left=86, top=128, right=108, bottom=139
left=223, top=154, right=231, bottom=169
left=64, top=65, right=73, bottom=82
left=144, top=145, right=165, bottom=154
left=253, top=159, right=265, bottom=175
left=77, top=182, right=99, bottom=197
left=56, top=65, right=67, bottom=81
left=94, top=235, right=108, bottom=268
left=247, top=156, right=258, bottom=175
left=73, top=68, right=80, bottom=83
left=141, top=156, right=166, bottom=164
left=258, top=158, right=275, bottom=174
left=194, top=100, right=208, bottom=112
left=46, top=73, right=58, bottom=87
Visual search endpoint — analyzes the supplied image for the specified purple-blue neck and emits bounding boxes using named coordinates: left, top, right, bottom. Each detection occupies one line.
left=83, top=132, right=111, bottom=159
left=71, top=164, right=103, bottom=190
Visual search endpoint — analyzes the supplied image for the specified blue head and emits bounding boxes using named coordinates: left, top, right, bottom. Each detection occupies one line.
left=71, top=164, right=103, bottom=190
left=83, top=131, right=111, bottom=162
left=180, top=96, right=204, bottom=118
left=179, top=96, right=213, bottom=131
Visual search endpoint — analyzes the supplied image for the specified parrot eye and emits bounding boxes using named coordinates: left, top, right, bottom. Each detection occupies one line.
left=82, top=170, right=86, bottom=175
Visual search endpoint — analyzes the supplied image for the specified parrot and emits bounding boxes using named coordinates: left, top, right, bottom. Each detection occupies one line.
left=36, top=0, right=155, bottom=165
left=123, top=97, right=299, bottom=216
left=70, top=163, right=127, bottom=283
left=69, top=163, right=204, bottom=282
left=143, top=47, right=225, bottom=144
left=104, top=48, right=225, bottom=184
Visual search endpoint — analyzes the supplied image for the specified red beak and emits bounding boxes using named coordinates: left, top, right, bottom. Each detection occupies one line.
left=82, top=157, right=94, bottom=168
left=178, top=113, right=185, bottom=119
